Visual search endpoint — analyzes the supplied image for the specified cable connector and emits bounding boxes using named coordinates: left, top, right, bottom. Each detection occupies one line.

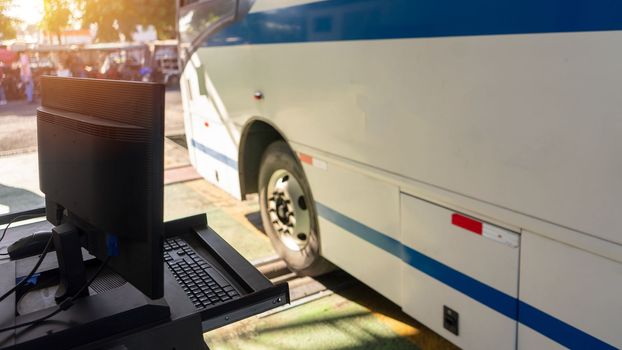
left=106, top=233, right=119, bottom=257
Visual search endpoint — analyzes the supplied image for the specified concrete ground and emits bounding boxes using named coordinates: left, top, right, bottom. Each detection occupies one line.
left=0, top=89, right=456, bottom=350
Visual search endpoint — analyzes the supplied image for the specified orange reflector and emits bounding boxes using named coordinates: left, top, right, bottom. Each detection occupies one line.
left=299, top=153, right=312, bottom=165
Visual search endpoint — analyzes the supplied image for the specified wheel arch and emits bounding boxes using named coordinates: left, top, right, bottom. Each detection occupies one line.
left=238, top=118, right=291, bottom=199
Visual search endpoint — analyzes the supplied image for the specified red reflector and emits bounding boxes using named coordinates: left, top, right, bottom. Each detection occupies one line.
left=204, top=121, right=209, bottom=127
left=299, top=153, right=312, bottom=165
left=452, top=213, right=483, bottom=235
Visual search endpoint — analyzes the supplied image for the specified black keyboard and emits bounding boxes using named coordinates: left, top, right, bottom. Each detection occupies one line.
left=164, top=237, right=241, bottom=309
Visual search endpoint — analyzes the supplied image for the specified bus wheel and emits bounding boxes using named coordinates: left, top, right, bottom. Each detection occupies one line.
left=258, top=141, right=333, bottom=276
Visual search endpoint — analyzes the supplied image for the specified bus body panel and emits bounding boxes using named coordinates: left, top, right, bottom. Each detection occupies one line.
left=518, top=326, right=565, bottom=350
left=518, top=231, right=622, bottom=349
left=302, top=153, right=402, bottom=303
left=400, top=193, right=519, bottom=349
left=187, top=28, right=622, bottom=246
left=179, top=0, right=622, bottom=348
left=219, top=32, right=622, bottom=246
left=183, top=54, right=243, bottom=197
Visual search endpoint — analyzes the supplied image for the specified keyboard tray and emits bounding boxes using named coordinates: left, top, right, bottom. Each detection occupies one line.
left=163, top=214, right=290, bottom=331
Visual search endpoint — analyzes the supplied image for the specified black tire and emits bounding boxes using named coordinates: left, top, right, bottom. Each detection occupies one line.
left=258, top=141, right=334, bottom=276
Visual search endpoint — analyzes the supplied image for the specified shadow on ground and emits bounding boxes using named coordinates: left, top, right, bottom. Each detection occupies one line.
left=205, top=268, right=457, bottom=350
left=244, top=211, right=265, bottom=234
left=332, top=279, right=458, bottom=350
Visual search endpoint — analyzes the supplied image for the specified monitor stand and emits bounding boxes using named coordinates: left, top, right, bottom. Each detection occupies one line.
left=52, top=224, right=88, bottom=302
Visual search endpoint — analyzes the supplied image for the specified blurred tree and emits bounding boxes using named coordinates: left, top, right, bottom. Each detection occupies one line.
left=79, top=0, right=175, bottom=42
left=143, top=0, right=176, bottom=39
left=0, top=0, right=18, bottom=40
left=41, top=0, right=72, bottom=44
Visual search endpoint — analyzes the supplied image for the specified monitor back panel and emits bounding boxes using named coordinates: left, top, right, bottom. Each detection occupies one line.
left=37, top=77, right=165, bottom=299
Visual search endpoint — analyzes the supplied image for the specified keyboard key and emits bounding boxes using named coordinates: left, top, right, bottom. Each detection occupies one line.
left=205, top=268, right=229, bottom=287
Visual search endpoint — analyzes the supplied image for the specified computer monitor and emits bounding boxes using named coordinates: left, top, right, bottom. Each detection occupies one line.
left=37, top=76, right=165, bottom=299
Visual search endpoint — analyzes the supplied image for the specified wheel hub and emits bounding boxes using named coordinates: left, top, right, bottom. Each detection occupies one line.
left=267, top=170, right=311, bottom=251
left=275, top=197, right=290, bottom=224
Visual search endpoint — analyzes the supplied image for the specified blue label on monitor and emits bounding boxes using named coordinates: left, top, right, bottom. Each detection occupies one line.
left=16, top=273, right=40, bottom=285
left=106, top=233, right=120, bottom=257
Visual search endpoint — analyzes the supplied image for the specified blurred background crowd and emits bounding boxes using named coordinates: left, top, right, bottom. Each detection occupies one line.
left=0, top=0, right=178, bottom=104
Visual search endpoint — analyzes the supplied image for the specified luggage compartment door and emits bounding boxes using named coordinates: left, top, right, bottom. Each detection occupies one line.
left=400, top=194, right=519, bottom=349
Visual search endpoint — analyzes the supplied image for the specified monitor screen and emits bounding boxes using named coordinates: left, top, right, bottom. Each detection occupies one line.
left=37, top=77, right=165, bottom=299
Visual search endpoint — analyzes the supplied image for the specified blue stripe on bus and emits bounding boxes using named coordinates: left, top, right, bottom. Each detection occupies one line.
left=518, top=302, right=617, bottom=350
left=401, top=244, right=518, bottom=320
left=315, top=201, right=617, bottom=349
left=315, top=202, right=517, bottom=319
left=316, top=201, right=403, bottom=257
left=190, top=139, right=238, bottom=170
left=207, top=0, right=622, bottom=47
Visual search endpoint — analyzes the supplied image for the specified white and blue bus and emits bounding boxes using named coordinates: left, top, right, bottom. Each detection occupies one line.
left=176, top=1, right=622, bottom=348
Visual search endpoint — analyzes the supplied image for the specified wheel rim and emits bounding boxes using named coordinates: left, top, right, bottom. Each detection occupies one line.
left=266, top=169, right=311, bottom=251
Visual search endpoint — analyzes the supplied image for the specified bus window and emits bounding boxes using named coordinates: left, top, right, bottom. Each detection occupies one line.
left=178, top=0, right=237, bottom=48
left=195, top=65, right=208, bottom=96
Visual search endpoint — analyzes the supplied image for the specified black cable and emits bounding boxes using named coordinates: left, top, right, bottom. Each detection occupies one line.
left=0, top=234, right=55, bottom=304
left=0, top=255, right=111, bottom=333
left=0, top=214, right=45, bottom=244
